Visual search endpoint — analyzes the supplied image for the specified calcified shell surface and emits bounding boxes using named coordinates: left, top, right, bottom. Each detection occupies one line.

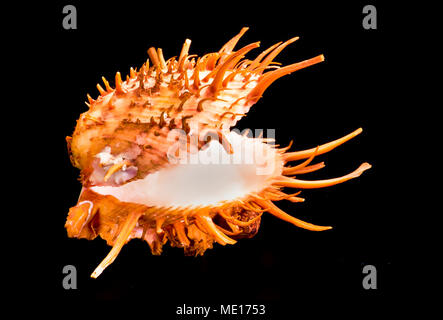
left=65, top=27, right=371, bottom=278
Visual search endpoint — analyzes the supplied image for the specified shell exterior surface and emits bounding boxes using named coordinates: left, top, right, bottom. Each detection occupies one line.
left=66, top=27, right=371, bottom=278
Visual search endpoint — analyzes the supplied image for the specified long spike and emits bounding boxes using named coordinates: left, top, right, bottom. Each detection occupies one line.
left=148, top=47, right=160, bottom=68
left=279, top=140, right=294, bottom=153
left=247, top=54, right=324, bottom=103
left=196, top=214, right=237, bottom=245
left=254, top=198, right=332, bottom=231
left=157, top=48, right=167, bottom=71
left=282, top=146, right=319, bottom=175
left=87, top=94, right=94, bottom=104
left=289, top=162, right=326, bottom=175
left=101, top=76, right=112, bottom=92
left=247, top=41, right=282, bottom=71
left=130, top=67, right=136, bottom=78
left=219, top=27, right=249, bottom=56
left=91, top=210, right=142, bottom=278
left=287, top=196, right=305, bottom=203
left=274, top=162, right=371, bottom=189
left=115, top=71, right=124, bottom=94
left=209, top=42, right=260, bottom=94
left=96, top=83, right=106, bottom=95
left=255, top=37, right=299, bottom=73
left=178, top=39, right=192, bottom=72
left=284, top=128, right=363, bottom=162
left=173, top=222, right=190, bottom=247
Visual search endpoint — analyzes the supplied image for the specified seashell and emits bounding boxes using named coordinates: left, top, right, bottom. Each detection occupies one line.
left=65, top=27, right=371, bottom=278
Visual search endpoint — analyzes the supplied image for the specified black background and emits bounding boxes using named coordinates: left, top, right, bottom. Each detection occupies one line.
left=16, top=0, right=407, bottom=316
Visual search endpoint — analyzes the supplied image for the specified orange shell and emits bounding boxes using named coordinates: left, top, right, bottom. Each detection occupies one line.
left=65, top=27, right=371, bottom=278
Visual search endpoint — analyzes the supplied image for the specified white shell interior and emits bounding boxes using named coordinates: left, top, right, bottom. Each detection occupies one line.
left=91, top=131, right=282, bottom=208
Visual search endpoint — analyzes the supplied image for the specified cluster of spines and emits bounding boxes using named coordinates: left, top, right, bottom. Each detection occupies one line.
left=85, top=27, right=325, bottom=119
